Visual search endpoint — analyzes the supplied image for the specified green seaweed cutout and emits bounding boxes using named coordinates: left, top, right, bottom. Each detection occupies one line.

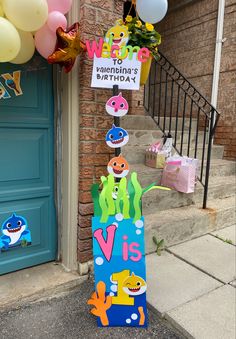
left=143, top=183, right=171, bottom=195
left=120, top=177, right=130, bottom=219
left=99, top=177, right=109, bottom=223
left=91, top=183, right=101, bottom=217
left=128, top=179, right=135, bottom=219
left=91, top=171, right=171, bottom=223
left=115, top=181, right=124, bottom=215
left=106, top=175, right=115, bottom=215
left=131, top=172, right=142, bottom=223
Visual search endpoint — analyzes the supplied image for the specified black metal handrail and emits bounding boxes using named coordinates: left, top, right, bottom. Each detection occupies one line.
left=144, top=51, right=220, bottom=208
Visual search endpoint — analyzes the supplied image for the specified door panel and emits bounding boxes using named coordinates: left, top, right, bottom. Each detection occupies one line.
left=0, top=56, right=57, bottom=275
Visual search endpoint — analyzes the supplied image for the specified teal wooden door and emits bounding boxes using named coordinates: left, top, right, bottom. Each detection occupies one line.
left=0, top=56, right=57, bottom=275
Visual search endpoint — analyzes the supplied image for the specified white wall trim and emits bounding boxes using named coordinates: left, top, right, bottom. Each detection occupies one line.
left=211, top=0, right=225, bottom=109
left=60, top=0, right=80, bottom=272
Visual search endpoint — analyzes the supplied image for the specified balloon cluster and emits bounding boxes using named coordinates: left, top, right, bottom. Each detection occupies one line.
left=0, top=0, right=72, bottom=64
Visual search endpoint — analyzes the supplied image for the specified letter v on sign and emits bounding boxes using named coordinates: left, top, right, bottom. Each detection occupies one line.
left=93, top=224, right=117, bottom=261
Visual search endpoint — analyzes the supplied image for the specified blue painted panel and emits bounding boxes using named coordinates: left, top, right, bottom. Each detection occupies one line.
left=92, top=216, right=148, bottom=327
left=0, top=56, right=51, bottom=123
left=0, top=56, right=57, bottom=275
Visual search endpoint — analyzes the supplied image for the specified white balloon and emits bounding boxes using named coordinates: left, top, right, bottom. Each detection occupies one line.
left=0, top=17, right=21, bottom=62
left=10, top=30, right=35, bottom=64
left=136, top=0, right=168, bottom=24
left=3, top=0, right=48, bottom=32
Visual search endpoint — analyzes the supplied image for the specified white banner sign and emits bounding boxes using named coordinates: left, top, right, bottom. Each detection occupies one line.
left=91, top=54, right=141, bottom=90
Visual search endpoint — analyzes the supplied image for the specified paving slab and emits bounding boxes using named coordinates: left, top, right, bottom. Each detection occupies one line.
left=169, top=234, right=236, bottom=283
left=167, top=285, right=236, bottom=339
left=146, top=252, right=222, bottom=315
left=0, top=263, right=85, bottom=309
left=211, top=225, right=236, bottom=245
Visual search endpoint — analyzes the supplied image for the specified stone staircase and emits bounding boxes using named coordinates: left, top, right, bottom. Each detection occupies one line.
left=121, top=115, right=236, bottom=254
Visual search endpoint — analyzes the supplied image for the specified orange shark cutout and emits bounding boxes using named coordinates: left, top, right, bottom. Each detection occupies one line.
left=107, top=155, right=130, bottom=178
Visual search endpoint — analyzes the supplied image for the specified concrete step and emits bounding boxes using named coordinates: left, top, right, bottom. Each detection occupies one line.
left=155, top=116, right=198, bottom=131
left=127, top=129, right=206, bottom=146
left=130, top=160, right=236, bottom=187
left=142, top=175, right=236, bottom=213
left=122, top=144, right=224, bottom=164
left=144, top=196, right=235, bottom=254
left=121, top=115, right=157, bottom=130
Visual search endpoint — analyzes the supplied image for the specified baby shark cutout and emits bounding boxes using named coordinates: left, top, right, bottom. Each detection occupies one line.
left=106, top=93, right=129, bottom=117
left=106, top=124, right=129, bottom=148
left=105, top=22, right=129, bottom=47
left=123, top=272, right=147, bottom=296
left=107, top=155, right=130, bottom=178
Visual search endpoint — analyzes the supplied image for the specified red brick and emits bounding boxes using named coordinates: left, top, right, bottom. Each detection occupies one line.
left=79, top=179, right=94, bottom=191
left=78, top=214, right=92, bottom=228
left=80, top=142, right=96, bottom=154
left=95, top=166, right=107, bottom=178
left=80, top=0, right=113, bottom=11
left=79, top=191, right=93, bottom=204
left=78, top=238, right=92, bottom=252
left=79, top=166, right=94, bottom=179
left=79, top=203, right=94, bottom=216
left=78, top=227, right=92, bottom=240
left=95, top=116, right=113, bottom=129
left=80, top=116, right=95, bottom=128
left=79, top=154, right=109, bottom=166
left=80, top=129, right=106, bottom=141
left=95, top=143, right=113, bottom=154
left=78, top=249, right=93, bottom=263
left=80, top=88, right=95, bottom=101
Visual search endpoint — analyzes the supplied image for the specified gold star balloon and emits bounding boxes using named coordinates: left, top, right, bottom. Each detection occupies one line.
left=48, top=22, right=86, bottom=73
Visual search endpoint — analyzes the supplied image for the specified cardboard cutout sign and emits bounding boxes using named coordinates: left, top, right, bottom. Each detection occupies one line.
left=106, top=93, right=129, bottom=117
left=89, top=171, right=170, bottom=327
left=107, top=155, right=130, bottom=178
left=0, top=213, right=31, bottom=251
left=106, top=124, right=129, bottom=148
left=91, top=214, right=147, bottom=327
left=91, top=55, right=141, bottom=90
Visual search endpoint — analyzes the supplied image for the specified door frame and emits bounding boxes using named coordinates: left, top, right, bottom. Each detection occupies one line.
left=59, top=0, right=80, bottom=272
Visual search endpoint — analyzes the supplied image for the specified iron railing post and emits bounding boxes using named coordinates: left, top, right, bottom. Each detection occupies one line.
left=203, top=108, right=215, bottom=208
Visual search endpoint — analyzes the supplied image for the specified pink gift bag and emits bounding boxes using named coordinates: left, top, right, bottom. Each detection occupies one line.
left=161, top=163, right=197, bottom=193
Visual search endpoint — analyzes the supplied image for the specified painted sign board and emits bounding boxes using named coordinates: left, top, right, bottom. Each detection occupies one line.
left=91, top=214, right=148, bottom=327
left=91, top=54, right=141, bottom=90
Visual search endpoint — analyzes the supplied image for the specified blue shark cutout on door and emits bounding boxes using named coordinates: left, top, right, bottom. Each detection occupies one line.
left=0, top=213, right=31, bottom=252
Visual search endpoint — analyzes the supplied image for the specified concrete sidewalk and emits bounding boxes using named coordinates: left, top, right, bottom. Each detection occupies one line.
left=147, top=225, right=236, bottom=339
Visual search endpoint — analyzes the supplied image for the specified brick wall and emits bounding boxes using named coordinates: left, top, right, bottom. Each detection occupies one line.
left=156, top=0, right=236, bottom=159
left=78, top=0, right=126, bottom=263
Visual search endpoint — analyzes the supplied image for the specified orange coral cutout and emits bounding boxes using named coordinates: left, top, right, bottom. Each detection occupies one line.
left=138, top=306, right=145, bottom=325
left=87, top=281, right=112, bottom=326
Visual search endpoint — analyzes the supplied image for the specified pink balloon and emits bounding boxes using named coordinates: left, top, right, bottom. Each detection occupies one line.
left=47, top=0, right=72, bottom=14
left=35, top=25, right=57, bottom=59
left=47, top=11, right=67, bottom=32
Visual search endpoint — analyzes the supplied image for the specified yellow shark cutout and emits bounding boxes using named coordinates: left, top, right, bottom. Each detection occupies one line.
left=122, top=272, right=147, bottom=296
left=105, top=22, right=129, bottom=47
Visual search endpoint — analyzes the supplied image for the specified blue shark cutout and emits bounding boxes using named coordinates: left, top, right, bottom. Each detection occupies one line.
left=105, top=124, right=129, bottom=148
left=0, top=213, right=31, bottom=251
